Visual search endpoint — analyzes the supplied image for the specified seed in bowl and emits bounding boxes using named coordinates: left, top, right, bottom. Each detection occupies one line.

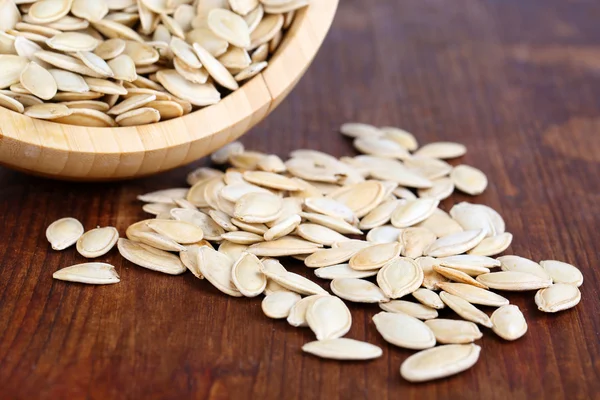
left=0, top=0, right=310, bottom=126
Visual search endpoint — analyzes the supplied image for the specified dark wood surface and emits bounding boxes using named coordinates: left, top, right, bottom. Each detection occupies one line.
left=1, top=1, right=600, bottom=399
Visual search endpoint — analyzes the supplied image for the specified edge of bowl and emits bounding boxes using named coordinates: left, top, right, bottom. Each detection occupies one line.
left=0, top=0, right=339, bottom=180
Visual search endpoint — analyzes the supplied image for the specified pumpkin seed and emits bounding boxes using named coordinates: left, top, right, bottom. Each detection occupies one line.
left=366, top=225, right=403, bottom=244
left=497, top=255, right=550, bottom=279
left=535, top=284, right=581, bottom=313
left=467, top=232, right=513, bottom=256
left=400, top=344, right=481, bottom=382
left=451, top=165, right=488, bottom=195
left=439, top=291, right=493, bottom=328
left=380, top=126, right=418, bottom=150
left=247, top=236, right=321, bottom=257
left=234, top=192, right=282, bottom=223
left=330, top=278, right=389, bottom=303
left=300, top=212, right=362, bottom=235
left=46, top=217, right=85, bottom=250
left=287, top=294, right=328, bottom=327
left=196, top=246, right=243, bottom=296
left=376, top=257, right=424, bottom=299
left=425, top=229, right=486, bottom=257
left=438, top=255, right=498, bottom=276
left=414, top=142, right=467, bottom=159
left=262, top=269, right=328, bottom=296
left=400, top=227, right=437, bottom=258
left=262, top=291, right=301, bottom=318
left=146, top=219, right=204, bottom=244
left=391, top=198, right=439, bottom=228
left=417, top=256, right=448, bottom=290
left=433, top=265, right=489, bottom=289
left=296, top=223, right=350, bottom=246
left=475, top=271, right=552, bottom=291
left=76, top=226, right=119, bottom=258
left=540, top=260, right=583, bottom=287
left=302, top=338, right=382, bottom=361
left=314, top=263, right=378, bottom=280
left=412, top=288, right=445, bottom=309
left=424, top=319, right=482, bottom=344
left=359, top=199, right=402, bottom=230
left=436, top=282, right=509, bottom=307
left=490, top=305, right=527, bottom=341
left=306, top=296, right=351, bottom=340
left=53, top=262, right=120, bottom=285
left=372, top=311, right=436, bottom=349
left=349, top=242, right=402, bottom=271
left=379, top=300, right=438, bottom=320
left=117, top=238, right=187, bottom=275
left=231, top=252, right=266, bottom=297
left=20, top=61, right=57, bottom=100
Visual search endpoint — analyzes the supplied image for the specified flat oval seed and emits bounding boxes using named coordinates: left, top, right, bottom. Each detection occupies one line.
left=24, top=103, right=72, bottom=119
left=264, top=214, right=302, bottom=241
left=247, top=237, right=321, bottom=257
left=391, top=199, right=439, bottom=228
left=349, top=242, right=402, bottom=271
left=193, top=42, right=238, bottom=90
left=379, top=300, right=438, bottom=320
left=330, top=278, right=389, bottom=303
left=287, top=294, right=328, bottom=327
left=304, top=197, right=356, bottom=224
left=359, top=199, right=402, bottom=230
left=221, top=231, right=264, bottom=245
left=433, top=265, right=489, bottom=289
left=76, top=227, right=119, bottom=258
left=0, top=93, right=25, bottom=113
left=413, top=288, right=445, bottom=309
left=438, top=255, right=498, bottom=276
left=208, top=9, right=250, bottom=48
left=497, top=255, right=550, bottom=279
left=300, top=212, right=362, bottom=235
left=413, top=142, right=467, bottom=159
left=366, top=225, right=403, bottom=244
left=467, top=233, right=513, bottom=256
left=243, top=171, right=301, bottom=191
left=306, top=296, right=352, bottom=340
left=304, top=246, right=364, bottom=268
left=328, top=180, right=387, bottom=218
left=424, top=319, right=482, bottom=344
left=354, top=137, right=411, bottom=159
left=155, top=69, right=220, bottom=106
left=296, top=224, right=350, bottom=246
left=314, top=264, right=378, bottom=280
left=117, top=238, right=186, bottom=275
left=53, top=263, right=120, bottom=285
left=262, top=269, right=328, bottom=295
left=28, top=0, right=73, bottom=24
left=234, top=192, right=283, bottom=223
left=146, top=219, right=204, bottom=244
left=425, top=229, right=486, bottom=257
left=475, top=271, right=552, bottom=291
left=46, top=217, right=84, bottom=250
left=262, top=291, right=301, bottom=319
left=400, top=344, right=481, bottom=383
left=171, top=208, right=224, bottom=241
left=340, top=122, right=383, bottom=138
left=20, top=61, right=57, bottom=100
left=540, top=260, right=583, bottom=287
left=417, top=256, right=448, bottom=290
left=302, top=338, right=383, bottom=361
left=436, top=282, right=509, bottom=307
left=451, top=164, right=488, bottom=195
left=377, top=257, right=424, bottom=299
left=372, top=311, right=436, bottom=350
left=47, top=32, right=99, bottom=52
left=94, top=38, right=126, bottom=59
left=218, top=241, right=248, bottom=262
left=491, top=305, right=527, bottom=341
left=197, top=246, right=243, bottom=297
left=439, top=291, right=493, bottom=328
left=401, top=227, right=437, bottom=258
left=231, top=252, right=266, bottom=297
left=535, top=284, right=581, bottom=313
left=138, top=188, right=188, bottom=203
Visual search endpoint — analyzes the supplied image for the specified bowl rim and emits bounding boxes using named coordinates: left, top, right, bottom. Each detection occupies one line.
left=0, top=0, right=339, bottom=157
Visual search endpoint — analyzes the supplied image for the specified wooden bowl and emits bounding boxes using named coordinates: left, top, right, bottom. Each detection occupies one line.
left=0, top=1, right=338, bottom=181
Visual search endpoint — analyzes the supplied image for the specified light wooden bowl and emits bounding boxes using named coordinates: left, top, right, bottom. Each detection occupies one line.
left=0, top=0, right=338, bottom=181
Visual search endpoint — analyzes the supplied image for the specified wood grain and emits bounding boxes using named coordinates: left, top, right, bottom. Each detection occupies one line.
left=0, top=0, right=338, bottom=180
left=1, top=0, right=599, bottom=399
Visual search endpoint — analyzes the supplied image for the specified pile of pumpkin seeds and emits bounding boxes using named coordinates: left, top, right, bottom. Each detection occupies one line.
left=47, top=122, right=584, bottom=383
left=0, top=0, right=305, bottom=126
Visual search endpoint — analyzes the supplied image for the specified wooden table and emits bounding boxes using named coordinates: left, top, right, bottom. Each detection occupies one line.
left=1, top=1, right=599, bottom=398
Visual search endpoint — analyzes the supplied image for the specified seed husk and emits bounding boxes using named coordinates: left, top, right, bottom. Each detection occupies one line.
left=46, top=217, right=85, bottom=251
left=467, top=232, right=513, bottom=256
left=196, top=246, right=243, bottom=296
left=302, top=338, right=383, bottom=361
left=425, top=229, right=486, bottom=257
left=231, top=252, right=266, bottom=297
left=117, top=238, right=187, bottom=275
left=417, top=256, right=448, bottom=290
left=330, top=278, right=389, bottom=303
left=372, top=311, right=436, bottom=349
left=296, top=223, right=350, bottom=246
left=540, top=260, right=583, bottom=287
left=234, top=192, right=282, bottom=223
left=155, top=69, right=220, bottom=106
left=438, top=255, right=497, bottom=276
left=243, top=170, right=301, bottom=191
left=76, top=226, right=119, bottom=258
left=262, top=269, right=328, bottom=296
left=208, top=8, right=251, bottom=48
left=424, top=319, right=483, bottom=344
left=146, top=219, right=204, bottom=244
left=535, top=284, right=581, bottom=313
left=193, top=42, right=238, bottom=90
left=417, top=177, right=454, bottom=201
left=437, top=282, right=509, bottom=307
left=490, top=305, right=527, bottom=341
left=439, top=291, right=493, bottom=328
left=380, top=126, right=418, bottom=150
left=20, top=61, right=57, bottom=100
left=497, top=255, right=550, bottom=279
left=366, top=225, right=403, bottom=244
left=340, top=122, right=383, bottom=138
left=0, top=93, right=24, bottom=113
left=349, top=242, right=402, bottom=271
left=262, top=291, right=302, bottom=319
left=249, top=12, right=283, bottom=49
left=391, top=198, right=439, bottom=228
left=412, top=288, right=445, bottom=309
left=376, top=257, right=424, bottom=299
left=359, top=199, right=402, bottom=230
left=314, top=263, right=378, bottom=280
left=306, top=296, right=351, bottom=340
left=53, top=262, right=120, bottom=285
left=405, top=156, right=452, bottom=180
left=94, top=37, right=126, bottom=59
left=475, top=271, right=552, bottom=291
left=379, top=300, right=438, bottom=320
left=28, top=0, right=73, bottom=24
left=413, top=142, right=467, bottom=159
left=287, top=294, right=328, bottom=327
left=433, top=265, right=489, bottom=289
left=221, top=231, right=264, bottom=244
left=451, top=165, right=488, bottom=195
left=400, top=344, right=481, bottom=383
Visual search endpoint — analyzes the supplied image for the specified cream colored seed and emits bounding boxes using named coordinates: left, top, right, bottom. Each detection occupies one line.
left=400, top=344, right=481, bottom=383
left=306, top=296, right=351, bottom=340
left=424, top=319, right=482, bottom=344
left=53, top=263, right=120, bottom=285
left=76, top=226, right=119, bottom=258
left=302, top=339, right=383, bottom=361
left=372, top=311, right=436, bottom=350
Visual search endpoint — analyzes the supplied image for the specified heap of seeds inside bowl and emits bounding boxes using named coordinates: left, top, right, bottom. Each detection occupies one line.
left=47, top=123, right=584, bottom=383
left=0, top=0, right=306, bottom=126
